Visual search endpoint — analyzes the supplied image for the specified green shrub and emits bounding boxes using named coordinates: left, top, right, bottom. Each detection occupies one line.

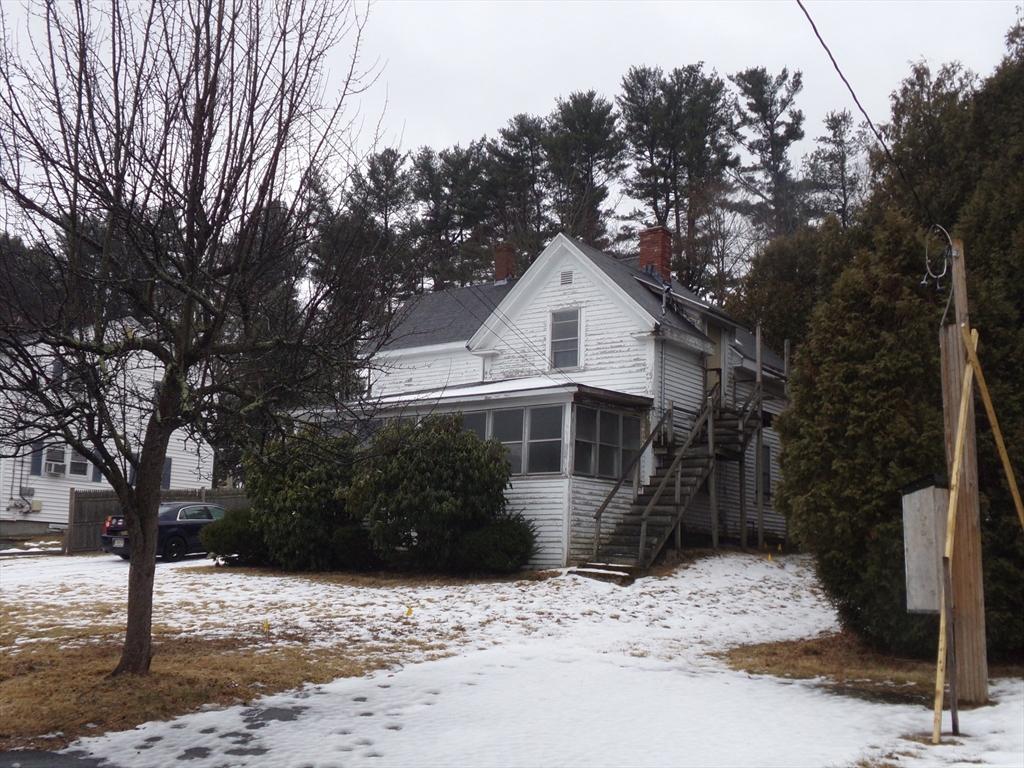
left=244, top=433, right=358, bottom=571
left=778, top=50, right=1024, bottom=658
left=454, top=514, right=537, bottom=573
left=331, top=525, right=379, bottom=571
left=200, top=508, right=269, bottom=565
left=350, top=414, right=511, bottom=571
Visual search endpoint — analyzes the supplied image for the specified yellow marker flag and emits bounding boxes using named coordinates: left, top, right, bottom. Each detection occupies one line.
left=405, top=605, right=413, bottom=617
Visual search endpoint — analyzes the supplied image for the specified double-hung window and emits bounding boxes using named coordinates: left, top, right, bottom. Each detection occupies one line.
left=68, top=450, right=90, bottom=477
left=550, top=309, right=579, bottom=369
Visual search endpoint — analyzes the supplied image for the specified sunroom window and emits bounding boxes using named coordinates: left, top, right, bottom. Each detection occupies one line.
left=492, top=409, right=524, bottom=474
left=550, top=308, right=579, bottom=369
left=527, top=406, right=563, bottom=473
left=574, top=407, right=643, bottom=480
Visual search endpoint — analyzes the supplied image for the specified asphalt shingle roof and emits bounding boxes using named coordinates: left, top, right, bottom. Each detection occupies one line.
left=383, top=281, right=517, bottom=351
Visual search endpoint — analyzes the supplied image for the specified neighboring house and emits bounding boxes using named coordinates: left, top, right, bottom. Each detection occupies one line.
left=0, top=341, right=214, bottom=530
left=368, top=227, right=788, bottom=570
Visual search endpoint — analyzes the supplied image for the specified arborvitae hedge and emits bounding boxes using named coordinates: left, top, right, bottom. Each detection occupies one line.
left=779, top=39, right=1024, bottom=657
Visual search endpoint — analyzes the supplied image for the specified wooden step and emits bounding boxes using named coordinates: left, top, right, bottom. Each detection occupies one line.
left=569, top=561, right=638, bottom=585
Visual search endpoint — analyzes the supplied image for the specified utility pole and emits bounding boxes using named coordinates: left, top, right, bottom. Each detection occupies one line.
left=938, top=239, right=988, bottom=705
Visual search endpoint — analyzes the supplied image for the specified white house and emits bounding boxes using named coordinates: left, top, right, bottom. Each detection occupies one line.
left=0, top=338, right=214, bottom=531
left=368, top=227, right=788, bottom=570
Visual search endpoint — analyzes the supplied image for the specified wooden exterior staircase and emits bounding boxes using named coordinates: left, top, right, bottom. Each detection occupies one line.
left=573, top=383, right=763, bottom=583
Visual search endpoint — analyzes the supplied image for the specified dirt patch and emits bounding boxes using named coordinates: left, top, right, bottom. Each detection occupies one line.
left=721, top=630, right=1024, bottom=707
left=0, top=631, right=446, bottom=751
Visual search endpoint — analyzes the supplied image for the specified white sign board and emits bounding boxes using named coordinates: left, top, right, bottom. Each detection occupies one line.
left=901, top=484, right=948, bottom=614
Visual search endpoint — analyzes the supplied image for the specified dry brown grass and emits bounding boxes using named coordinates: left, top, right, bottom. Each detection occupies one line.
left=0, top=630, right=446, bottom=751
left=186, top=563, right=560, bottom=587
left=722, top=630, right=1024, bottom=707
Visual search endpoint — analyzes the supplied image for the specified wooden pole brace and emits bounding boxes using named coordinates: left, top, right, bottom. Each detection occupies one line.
left=958, top=324, right=1024, bottom=531
left=932, top=330, right=977, bottom=744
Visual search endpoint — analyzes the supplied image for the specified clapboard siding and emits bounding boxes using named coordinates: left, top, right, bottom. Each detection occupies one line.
left=657, top=341, right=705, bottom=434
left=0, top=430, right=213, bottom=527
left=504, top=475, right=569, bottom=568
left=371, top=347, right=481, bottom=398
left=568, top=476, right=633, bottom=563
left=484, top=249, right=654, bottom=398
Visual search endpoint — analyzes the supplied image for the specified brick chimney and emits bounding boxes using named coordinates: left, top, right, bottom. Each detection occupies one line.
left=494, top=242, right=516, bottom=282
left=639, top=225, right=672, bottom=284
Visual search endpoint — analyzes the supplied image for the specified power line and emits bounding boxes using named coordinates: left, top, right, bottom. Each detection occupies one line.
left=464, top=283, right=579, bottom=388
left=448, top=288, right=576, bottom=390
left=795, top=0, right=937, bottom=226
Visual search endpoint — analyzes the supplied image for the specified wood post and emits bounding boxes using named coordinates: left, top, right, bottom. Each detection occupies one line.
left=938, top=240, right=988, bottom=707
left=933, top=341, right=975, bottom=743
left=739, top=456, right=748, bottom=549
left=708, top=395, right=718, bottom=549
left=755, top=322, right=765, bottom=549
left=674, top=462, right=682, bottom=553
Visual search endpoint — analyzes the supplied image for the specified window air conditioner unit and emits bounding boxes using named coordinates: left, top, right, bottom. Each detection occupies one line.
left=44, top=461, right=66, bottom=476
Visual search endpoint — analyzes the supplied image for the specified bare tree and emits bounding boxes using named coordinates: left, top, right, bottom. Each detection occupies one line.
left=0, top=0, right=394, bottom=675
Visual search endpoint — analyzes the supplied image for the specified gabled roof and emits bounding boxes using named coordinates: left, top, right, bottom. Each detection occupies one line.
left=563, top=236, right=707, bottom=341
left=382, top=281, right=517, bottom=351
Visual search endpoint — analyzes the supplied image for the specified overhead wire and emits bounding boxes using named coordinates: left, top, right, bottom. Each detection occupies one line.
left=794, top=0, right=937, bottom=226
left=464, top=282, right=580, bottom=388
left=446, top=287, right=578, bottom=390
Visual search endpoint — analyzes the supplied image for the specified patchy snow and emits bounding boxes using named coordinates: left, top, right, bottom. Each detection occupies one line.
left=1, top=552, right=1021, bottom=767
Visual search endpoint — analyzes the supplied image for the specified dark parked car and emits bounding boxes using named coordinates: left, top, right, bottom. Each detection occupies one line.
left=101, top=502, right=226, bottom=561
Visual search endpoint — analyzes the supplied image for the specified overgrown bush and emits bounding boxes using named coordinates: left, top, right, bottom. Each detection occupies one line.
left=200, top=508, right=269, bottom=566
left=349, top=414, right=513, bottom=571
left=331, top=525, right=379, bottom=571
left=454, top=514, right=537, bottom=574
left=244, top=433, right=363, bottom=571
left=779, top=44, right=1024, bottom=657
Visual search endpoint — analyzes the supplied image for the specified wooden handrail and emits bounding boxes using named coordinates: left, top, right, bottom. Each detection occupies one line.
left=592, top=403, right=674, bottom=559
left=637, top=389, right=720, bottom=562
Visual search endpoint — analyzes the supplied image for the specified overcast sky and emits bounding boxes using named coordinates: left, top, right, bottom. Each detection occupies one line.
left=347, top=0, right=1017, bottom=159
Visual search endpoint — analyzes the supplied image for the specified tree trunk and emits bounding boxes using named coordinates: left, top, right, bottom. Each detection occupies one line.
left=111, top=413, right=176, bottom=676
left=111, top=480, right=161, bottom=675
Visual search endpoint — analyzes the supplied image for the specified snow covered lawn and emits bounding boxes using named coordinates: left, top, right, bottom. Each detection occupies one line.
left=1, top=552, right=1021, bottom=767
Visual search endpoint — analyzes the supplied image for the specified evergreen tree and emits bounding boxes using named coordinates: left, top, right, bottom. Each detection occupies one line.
left=411, top=142, right=490, bottom=289
left=618, top=65, right=673, bottom=227
left=731, top=66, right=807, bottom=238
left=483, top=113, right=554, bottom=269
left=728, top=218, right=857, bottom=350
left=780, top=30, right=1024, bottom=656
left=804, top=109, right=866, bottom=228
left=664, top=64, right=737, bottom=294
left=545, top=90, right=625, bottom=246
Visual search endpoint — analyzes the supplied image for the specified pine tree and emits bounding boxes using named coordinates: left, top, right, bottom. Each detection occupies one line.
left=545, top=90, right=625, bottom=246
left=664, top=64, right=737, bottom=294
left=483, top=113, right=554, bottom=268
left=731, top=66, right=807, bottom=238
left=804, top=110, right=866, bottom=228
left=618, top=65, right=673, bottom=227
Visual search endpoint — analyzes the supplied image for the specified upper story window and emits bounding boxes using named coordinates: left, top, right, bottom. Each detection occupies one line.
left=550, top=308, right=579, bottom=369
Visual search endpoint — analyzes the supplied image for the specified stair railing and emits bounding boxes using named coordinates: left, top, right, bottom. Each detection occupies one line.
left=736, top=382, right=763, bottom=445
left=637, top=388, right=720, bottom=564
left=592, top=403, right=674, bottom=559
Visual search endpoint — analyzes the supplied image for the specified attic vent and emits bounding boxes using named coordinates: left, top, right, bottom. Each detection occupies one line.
left=560, top=270, right=574, bottom=286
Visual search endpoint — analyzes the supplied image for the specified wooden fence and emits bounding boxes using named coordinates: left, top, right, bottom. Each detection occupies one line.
left=64, top=487, right=248, bottom=554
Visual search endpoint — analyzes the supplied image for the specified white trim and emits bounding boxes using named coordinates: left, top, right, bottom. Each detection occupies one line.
left=467, top=234, right=655, bottom=352
left=375, top=340, right=468, bottom=359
